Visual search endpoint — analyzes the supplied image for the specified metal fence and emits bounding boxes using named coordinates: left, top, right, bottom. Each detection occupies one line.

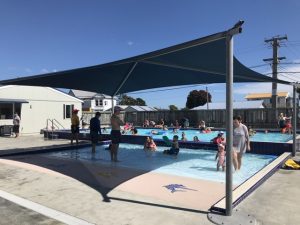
left=82, top=111, right=125, bottom=127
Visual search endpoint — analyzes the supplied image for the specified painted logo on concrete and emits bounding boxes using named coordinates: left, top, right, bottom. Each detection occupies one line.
left=163, top=184, right=197, bottom=193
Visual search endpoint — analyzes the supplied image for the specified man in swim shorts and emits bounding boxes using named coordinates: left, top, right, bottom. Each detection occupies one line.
left=110, top=106, right=124, bottom=162
left=90, top=112, right=102, bottom=153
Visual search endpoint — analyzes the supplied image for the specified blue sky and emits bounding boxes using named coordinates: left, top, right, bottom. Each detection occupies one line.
left=1, top=0, right=300, bottom=108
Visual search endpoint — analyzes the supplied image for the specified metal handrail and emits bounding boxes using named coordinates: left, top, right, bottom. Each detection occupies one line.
left=52, top=119, right=65, bottom=129
left=45, top=118, right=65, bottom=139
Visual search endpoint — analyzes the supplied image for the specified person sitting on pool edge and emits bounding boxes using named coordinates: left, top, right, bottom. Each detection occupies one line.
left=144, top=136, right=157, bottom=151
left=163, top=135, right=180, bottom=156
left=248, top=126, right=256, bottom=137
left=211, top=132, right=226, bottom=145
left=131, top=127, right=138, bottom=135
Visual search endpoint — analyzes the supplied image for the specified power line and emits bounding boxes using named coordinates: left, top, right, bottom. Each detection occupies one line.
left=279, top=73, right=299, bottom=82
left=128, top=84, right=207, bottom=95
left=248, top=63, right=271, bottom=69
left=265, top=71, right=300, bottom=75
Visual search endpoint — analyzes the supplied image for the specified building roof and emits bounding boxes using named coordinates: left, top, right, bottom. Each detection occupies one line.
left=106, top=105, right=157, bottom=112
left=192, top=100, right=265, bottom=110
left=69, top=89, right=116, bottom=99
left=127, top=105, right=158, bottom=111
left=245, top=92, right=289, bottom=99
left=0, top=85, right=83, bottom=103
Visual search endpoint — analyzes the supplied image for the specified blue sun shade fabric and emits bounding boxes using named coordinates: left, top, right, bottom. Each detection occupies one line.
left=0, top=32, right=290, bottom=96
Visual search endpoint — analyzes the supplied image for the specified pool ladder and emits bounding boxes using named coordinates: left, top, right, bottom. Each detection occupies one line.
left=45, top=119, right=65, bottom=140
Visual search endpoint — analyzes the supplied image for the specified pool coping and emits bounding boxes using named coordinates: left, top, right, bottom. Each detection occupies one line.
left=210, top=152, right=291, bottom=214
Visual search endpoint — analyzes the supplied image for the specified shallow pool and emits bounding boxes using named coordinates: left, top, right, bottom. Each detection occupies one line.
left=97, top=128, right=292, bottom=143
left=45, top=144, right=276, bottom=185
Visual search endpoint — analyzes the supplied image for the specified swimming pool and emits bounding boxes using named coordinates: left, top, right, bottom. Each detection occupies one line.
left=97, top=128, right=292, bottom=143
left=45, top=143, right=276, bottom=185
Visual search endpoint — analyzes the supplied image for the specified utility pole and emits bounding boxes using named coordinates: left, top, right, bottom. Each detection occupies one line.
left=263, top=35, right=287, bottom=109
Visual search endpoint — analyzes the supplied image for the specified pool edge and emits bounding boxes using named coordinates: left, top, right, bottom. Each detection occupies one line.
left=210, top=152, right=291, bottom=214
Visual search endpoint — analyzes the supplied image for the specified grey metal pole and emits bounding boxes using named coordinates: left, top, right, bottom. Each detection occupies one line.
left=206, top=86, right=209, bottom=110
left=225, top=34, right=233, bottom=216
left=111, top=96, right=115, bottom=115
left=293, top=85, right=297, bottom=157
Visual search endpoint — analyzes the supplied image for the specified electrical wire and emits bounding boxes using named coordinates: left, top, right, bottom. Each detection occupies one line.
left=128, top=84, right=208, bottom=94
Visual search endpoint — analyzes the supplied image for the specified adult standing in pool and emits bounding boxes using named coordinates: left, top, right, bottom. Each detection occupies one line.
left=232, top=115, right=250, bottom=170
left=110, top=106, right=124, bottom=162
left=90, top=112, right=102, bottom=153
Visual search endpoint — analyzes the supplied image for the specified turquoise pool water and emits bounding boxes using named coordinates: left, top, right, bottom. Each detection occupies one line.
left=98, top=128, right=293, bottom=143
left=45, top=144, right=276, bottom=185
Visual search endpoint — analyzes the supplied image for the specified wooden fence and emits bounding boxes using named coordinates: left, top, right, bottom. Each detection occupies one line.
left=82, top=108, right=299, bottom=129
left=123, top=108, right=299, bottom=129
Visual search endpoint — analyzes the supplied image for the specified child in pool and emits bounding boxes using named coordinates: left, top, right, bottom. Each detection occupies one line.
left=193, top=136, right=200, bottom=142
left=144, top=136, right=157, bottom=151
left=215, top=144, right=226, bottom=171
left=163, top=135, right=180, bottom=156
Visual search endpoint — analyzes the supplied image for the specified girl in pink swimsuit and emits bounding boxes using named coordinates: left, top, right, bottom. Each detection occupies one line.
left=215, top=144, right=226, bottom=171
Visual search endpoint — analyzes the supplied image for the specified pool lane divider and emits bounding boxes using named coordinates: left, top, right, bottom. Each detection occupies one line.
left=0, top=189, right=94, bottom=225
left=210, top=152, right=291, bottom=214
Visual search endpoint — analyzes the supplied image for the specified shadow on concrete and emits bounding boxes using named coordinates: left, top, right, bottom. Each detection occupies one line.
left=1, top=145, right=212, bottom=215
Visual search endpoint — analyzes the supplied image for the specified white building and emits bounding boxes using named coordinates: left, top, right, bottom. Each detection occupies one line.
left=0, top=85, right=83, bottom=135
left=69, top=89, right=117, bottom=112
left=245, top=92, right=291, bottom=108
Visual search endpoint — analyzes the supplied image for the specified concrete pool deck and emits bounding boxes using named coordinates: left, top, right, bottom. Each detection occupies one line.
left=0, top=134, right=299, bottom=225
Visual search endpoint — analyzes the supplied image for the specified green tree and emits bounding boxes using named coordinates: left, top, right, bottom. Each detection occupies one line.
left=136, top=98, right=146, bottom=106
left=185, top=90, right=212, bottom=109
left=119, top=94, right=146, bottom=106
left=169, top=105, right=178, bottom=111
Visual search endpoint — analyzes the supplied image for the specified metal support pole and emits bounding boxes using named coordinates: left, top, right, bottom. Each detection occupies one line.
left=206, top=86, right=209, bottom=110
left=225, top=34, right=233, bottom=216
left=111, top=96, right=115, bottom=115
left=293, top=85, right=297, bottom=157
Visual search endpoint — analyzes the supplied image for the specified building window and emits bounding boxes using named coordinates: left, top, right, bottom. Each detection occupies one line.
left=104, top=101, right=107, bottom=106
left=0, top=103, right=21, bottom=120
left=95, top=99, right=103, bottom=106
left=0, top=103, right=13, bottom=119
left=64, top=104, right=74, bottom=119
left=99, top=100, right=103, bottom=106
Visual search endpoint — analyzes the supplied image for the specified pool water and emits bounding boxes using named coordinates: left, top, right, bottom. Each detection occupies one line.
left=45, top=144, right=276, bottom=185
left=98, top=128, right=292, bottom=143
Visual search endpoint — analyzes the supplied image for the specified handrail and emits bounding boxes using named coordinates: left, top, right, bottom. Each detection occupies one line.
left=45, top=118, right=65, bottom=139
left=52, top=119, right=65, bottom=129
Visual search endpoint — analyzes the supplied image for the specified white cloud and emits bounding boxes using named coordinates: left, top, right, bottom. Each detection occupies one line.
left=234, top=82, right=292, bottom=95
left=127, top=41, right=134, bottom=46
left=8, top=66, right=16, bottom=71
left=41, top=68, right=49, bottom=74
left=25, top=68, right=32, bottom=73
left=234, top=62, right=300, bottom=96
